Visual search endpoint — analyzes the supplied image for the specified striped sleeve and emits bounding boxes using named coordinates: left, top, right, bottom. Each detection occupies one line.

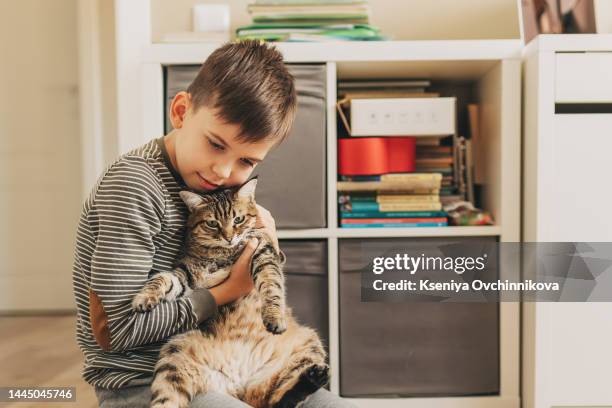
left=87, top=156, right=199, bottom=352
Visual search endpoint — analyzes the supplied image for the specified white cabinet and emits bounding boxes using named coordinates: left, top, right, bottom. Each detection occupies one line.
left=522, top=34, right=612, bottom=408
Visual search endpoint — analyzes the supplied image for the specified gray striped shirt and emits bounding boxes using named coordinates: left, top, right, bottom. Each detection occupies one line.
left=72, top=138, right=216, bottom=389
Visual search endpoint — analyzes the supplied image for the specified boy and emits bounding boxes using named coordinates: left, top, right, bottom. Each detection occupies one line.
left=72, top=41, right=355, bottom=407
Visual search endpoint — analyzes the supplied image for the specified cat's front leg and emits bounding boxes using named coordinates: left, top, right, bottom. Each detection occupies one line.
left=251, top=239, right=288, bottom=334
left=132, top=271, right=184, bottom=312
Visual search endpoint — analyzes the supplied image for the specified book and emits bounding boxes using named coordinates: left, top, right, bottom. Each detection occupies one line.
left=339, top=174, right=444, bottom=186
left=340, top=221, right=448, bottom=228
left=379, top=173, right=441, bottom=182
left=338, top=79, right=431, bottom=90
left=236, top=21, right=383, bottom=41
left=415, top=157, right=454, bottom=166
left=285, top=29, right=383, bottom=41
left=467, top=103, right=484, bottom=184
left=341, top=217, right=447, bottom=224
left=440, top=187, right=457, bottom=196
left=465, top=138, right=475, bottom=204
left=452, top=133, right=461, bottom=193
left=339, top=210, right=447, bottom=218
left=415, top=152, right=454, bottom=159
left=337, top=175, right=442, bottom=192
left=416, top=137, right=443, bottom=146
left=338, top=193, right=440, bottom=203
left=339, top=91, right=439, bottom=100
left=253, top=17, right=369, bottom=24
left=414, top=167, right=453, bottom=175
left=341, top=202, right=443, bottom=212
left=416, top=145, right=452, bottom=154
left=249, top=3, right=371, bottom=23
left=238, top=23, right=357, bottom=35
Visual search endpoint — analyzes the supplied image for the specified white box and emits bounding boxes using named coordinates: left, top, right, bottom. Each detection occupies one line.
left=192, top=4, right=230, bottom=33
left=347, top=97, right=456, bottom=136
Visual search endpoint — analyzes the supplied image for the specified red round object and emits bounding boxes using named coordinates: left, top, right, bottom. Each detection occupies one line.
left=338, top=137, right=416, bottom=175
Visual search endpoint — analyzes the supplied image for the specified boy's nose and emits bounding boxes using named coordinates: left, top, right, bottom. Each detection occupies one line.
left=211, top=162, right=231, bottom=180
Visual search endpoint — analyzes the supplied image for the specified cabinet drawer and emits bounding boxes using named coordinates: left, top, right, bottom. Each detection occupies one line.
left=281, top=240, right=329, bottom=354
left=165, top=64, right=327, bottom=229
left=555, top=53, right=612, bottom=103
left=338, top=237, right=499, bottom=397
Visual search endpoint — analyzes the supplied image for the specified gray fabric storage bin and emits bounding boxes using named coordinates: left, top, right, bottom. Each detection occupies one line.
left=280, top=239, right=329, bottom=353
left=165, top=64, right=327, bottom=229
left=338, top=237, right=499, bottom=398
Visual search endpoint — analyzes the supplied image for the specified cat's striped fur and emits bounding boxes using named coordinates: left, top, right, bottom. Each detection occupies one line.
left=132, top=179, right=328, bottom=408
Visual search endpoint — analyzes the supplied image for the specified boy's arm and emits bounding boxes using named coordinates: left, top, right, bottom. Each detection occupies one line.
left=85, top=157, right=217, bottom=352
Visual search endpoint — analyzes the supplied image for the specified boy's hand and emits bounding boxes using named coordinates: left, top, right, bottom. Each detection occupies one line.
left=208, top=238, right=258, bottom=306
left=255, top=204, right=279, bottom=251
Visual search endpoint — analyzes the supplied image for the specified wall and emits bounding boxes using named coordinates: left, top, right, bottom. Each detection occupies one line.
left=0, top=0, right=82, bottom=311
left=99, top=0, right=118, bottom=166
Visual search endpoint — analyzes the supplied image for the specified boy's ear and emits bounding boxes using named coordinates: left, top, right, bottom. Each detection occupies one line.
left=236, top=178, right=257, bottom=200
left=179, top=191, right=210, bottom=212
left=169, top=91, right=191, bottom=129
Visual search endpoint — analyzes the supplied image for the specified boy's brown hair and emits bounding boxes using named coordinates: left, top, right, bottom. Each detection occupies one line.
left=187, top=40, right=297, bottom=143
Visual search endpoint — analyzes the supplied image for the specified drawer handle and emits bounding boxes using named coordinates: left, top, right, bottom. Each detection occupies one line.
left=555, top=103, right=612, bottom=114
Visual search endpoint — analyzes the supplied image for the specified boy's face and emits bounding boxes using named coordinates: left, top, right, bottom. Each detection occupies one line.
left=168, top=92, right=278, bottom=193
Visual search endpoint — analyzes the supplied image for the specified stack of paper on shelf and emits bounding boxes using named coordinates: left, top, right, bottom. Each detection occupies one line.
left=237, top=0, right=384, bottom=41
left=338, top=174, right=448, bottom=228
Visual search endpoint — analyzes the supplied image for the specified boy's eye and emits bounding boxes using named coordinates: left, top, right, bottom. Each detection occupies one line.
left=205, top=220, right=219, bottom=229
left=234, top=215, right=245, bottom=225
left=240, top=159, right=254, bottom=167
left=208, top=139, right=224, bottom=151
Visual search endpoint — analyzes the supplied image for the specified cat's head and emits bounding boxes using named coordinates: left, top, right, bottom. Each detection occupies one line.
left=179, top=178, right=258, bottom=248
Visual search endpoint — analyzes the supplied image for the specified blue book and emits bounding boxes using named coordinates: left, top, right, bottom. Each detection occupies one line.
left=344, top=202, right=442, bottom=212
left=340, top=222, right=448, bottom=228
left=340, top=211, right=447, bottom=219
left=339, top=175, right=382, bottom=181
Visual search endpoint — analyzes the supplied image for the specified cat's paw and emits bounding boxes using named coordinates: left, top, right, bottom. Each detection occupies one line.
left=132, top=291, right=163, bottom=312
left=263, top=314, right=287, bottom=335
left=305, top=364, right=329, bottom=388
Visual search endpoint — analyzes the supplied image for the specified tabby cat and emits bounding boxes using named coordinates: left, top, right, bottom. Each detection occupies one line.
left=131, top=179, right=328, bottom=408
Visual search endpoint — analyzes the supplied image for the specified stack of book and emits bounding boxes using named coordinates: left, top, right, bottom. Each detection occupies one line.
left=338, top=173, right=448, bottom=228
left=415, top=138, right=459, bottom=203
left=236, top=0, right=384, bottom=42
left=412, top=132, right=476, bottom=206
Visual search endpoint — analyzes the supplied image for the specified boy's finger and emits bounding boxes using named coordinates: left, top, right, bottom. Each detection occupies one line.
left=236, top=238, right=258, bottom=264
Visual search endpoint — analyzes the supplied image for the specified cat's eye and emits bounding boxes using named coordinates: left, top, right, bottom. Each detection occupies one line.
left=233, top=215, right=245, bottom=225
left=205, top=220, right=219, bottom=229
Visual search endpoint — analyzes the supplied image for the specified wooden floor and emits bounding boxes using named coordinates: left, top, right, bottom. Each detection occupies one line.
left=0, top=315, right=98, bottom=408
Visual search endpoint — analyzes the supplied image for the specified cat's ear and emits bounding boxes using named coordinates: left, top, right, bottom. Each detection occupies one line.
left=237, top=178, right=257, bottom=200
left=179, top=191, right=209, bottom=212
